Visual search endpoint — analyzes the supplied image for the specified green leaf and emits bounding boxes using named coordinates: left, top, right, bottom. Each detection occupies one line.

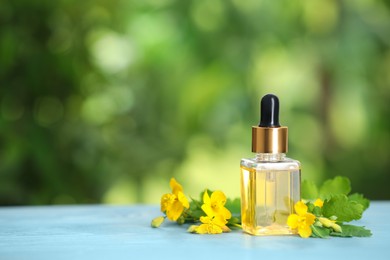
left=319, top=176, right=351, bottom=199
left=199, top=189, right=212, bottom=202
left=188, top=209, right=205, bottom=220
left=225, top=197, right=241, bottom=215
left=312, top=206, right=322, bottom=217
left=188, top=198, right=205, bottom=221
left=349, top=193, right=370, bottom=211
left=322, top=194, right=363, bottom=222
left=307, top=202, right=315, bottom=213
left=227, top=216, right=241, bottom=225
left=311, top=225, right=331, bottom=238
left=227, top=216, right=242, bottom=229
left=306, top=202, right=322, bottom=216
left=189, top=198, right=202, bottom=210
left=301, top=180, right=319, bottom=200
left=330, top=224, right=372, bottom=237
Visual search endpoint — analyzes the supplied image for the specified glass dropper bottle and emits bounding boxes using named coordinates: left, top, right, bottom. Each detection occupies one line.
left=240, top=94, right=301, bottom=235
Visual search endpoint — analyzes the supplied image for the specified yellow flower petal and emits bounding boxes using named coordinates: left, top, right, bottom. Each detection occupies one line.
left=195, top=224, right=208, bottom=234
left=208, top=224, right=223, bottom=234
left=169, top=178, right=183, bottom=195
left=196, top=223, right=223, bottom=234
left=166, top=200, right=183, bottom=221
left=201, top=204, right=214, bottom=218
left=298, top=225, right=312, bottom=238
left=294, top=201, right=308, bottom=216
left=212, top=214, right=228, bottom=227
left=194, top=224, right=207, bottom=234
left=210, top=191, right=227, bottom=206
left=314, top=198, right=324, bottom=208
left=203, top=190, right=211, bottom=205
left=197, top=215, right=228, bottom=234
left=177, top=191, right=189, bottom=209
left=220, top=206, right=232, bottom=220
left=160, top=193, right=173, bottom=212
left=287, top=214, right=299, bottom=229
left=305, top=213, right=316, bottom=226
left=200, top=216, right=212, bottom=224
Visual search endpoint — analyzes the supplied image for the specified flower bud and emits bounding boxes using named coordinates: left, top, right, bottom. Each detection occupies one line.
left=318, top=217, right=333, bottom=228
left=331, top=223, right=342, bottom=233
left=187, top=225, right=198, bottom=233
left=151, top=216, right=165, bottom=228
left=176, top=215, right=185, bottom=225
left=318, top=217, right=342, bottom=232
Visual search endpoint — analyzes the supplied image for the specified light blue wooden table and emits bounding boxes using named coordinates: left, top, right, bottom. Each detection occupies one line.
left=0, top=202, right=389, bottom=260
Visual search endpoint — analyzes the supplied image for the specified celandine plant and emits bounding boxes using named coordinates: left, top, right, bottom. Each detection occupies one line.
left=151, top=176, right=372, bottom=238
left=292, top=176, right=372, bottom=238
left=152, top=178, right=240, bottom=234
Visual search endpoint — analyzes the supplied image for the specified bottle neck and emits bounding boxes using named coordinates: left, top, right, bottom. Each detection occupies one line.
left=255, top=153, right=286, bottom=162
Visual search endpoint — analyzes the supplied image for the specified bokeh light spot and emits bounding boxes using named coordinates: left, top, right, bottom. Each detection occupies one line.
left=103, top=180, right=136, bottom=204
left=303, top=0, right=339, bottom=34
left=191, top=0, right=226, bottom=32
left=82, top=86, right=134, bottom=125
left=90, top=30, right=135, bottom=74
left=330, top=90, right=367, bottom=148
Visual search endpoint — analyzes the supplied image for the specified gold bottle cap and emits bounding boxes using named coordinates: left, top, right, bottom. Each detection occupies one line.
left=252, top=94, right=288, bottom=153
left=252, top=126, right=288, bottom=153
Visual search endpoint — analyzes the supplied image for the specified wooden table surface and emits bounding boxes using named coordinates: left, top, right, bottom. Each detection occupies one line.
left=0, top=202, right=389, bottom=260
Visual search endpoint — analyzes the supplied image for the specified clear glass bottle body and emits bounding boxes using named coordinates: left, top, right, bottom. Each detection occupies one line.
left=240, top=153, right=300, bottom=235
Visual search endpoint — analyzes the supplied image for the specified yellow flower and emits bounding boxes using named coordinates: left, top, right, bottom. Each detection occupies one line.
left=190, top=215, right=230, bottom=234
left=160, top=178, right=189, bottom=221
left=314, top=198, right=324, bottom=208
left=201, top=190, right=232, bottom=220
left=187, top=190, right=232, bottom=234
left=287, top=201, right=316, bottom=238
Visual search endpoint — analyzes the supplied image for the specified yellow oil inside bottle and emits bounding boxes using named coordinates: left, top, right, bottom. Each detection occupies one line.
left=240, top=166, right=300, bottom=235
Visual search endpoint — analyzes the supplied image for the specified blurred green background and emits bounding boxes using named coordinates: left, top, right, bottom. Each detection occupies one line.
left=1, top=0, right=389, bottom=205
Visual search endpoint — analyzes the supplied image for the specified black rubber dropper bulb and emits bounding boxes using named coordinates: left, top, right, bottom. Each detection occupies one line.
left=259, top=94, right=281, bottom=127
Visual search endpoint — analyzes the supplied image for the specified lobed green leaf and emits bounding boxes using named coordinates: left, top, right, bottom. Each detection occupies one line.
left=301, top=180, right=319, bottom=200
left=319, top=176, right=351, bottom=199
left=225, top=198, right=241, bottom=215
left=348, top=193, right=370, bottom=211
left=312, top=206, right=322, bottom=217
left=322, top=194, right=363, bottom=222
